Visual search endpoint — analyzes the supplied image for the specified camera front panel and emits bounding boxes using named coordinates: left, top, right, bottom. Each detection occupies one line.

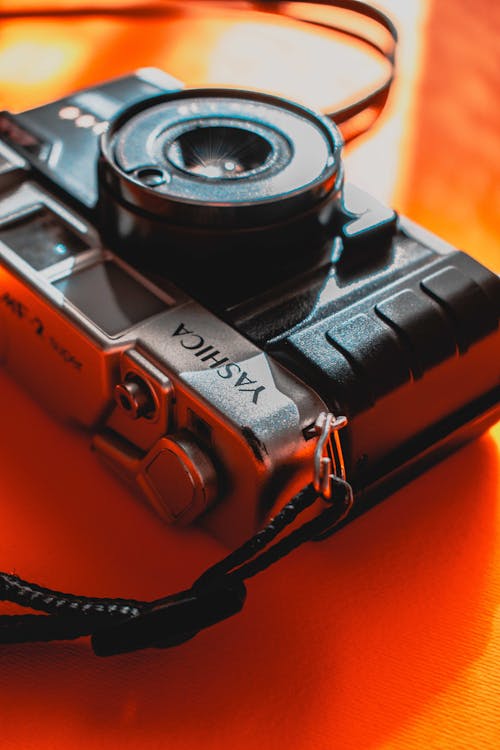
left=0, top=145, right=327, bottom=540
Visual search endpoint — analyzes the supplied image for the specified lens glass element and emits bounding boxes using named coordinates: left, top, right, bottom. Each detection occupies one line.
left=166, top=125, right=273, bottom=179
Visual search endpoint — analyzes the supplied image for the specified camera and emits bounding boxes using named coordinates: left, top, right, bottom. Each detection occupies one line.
left=0, top=68, right=498, bottom=546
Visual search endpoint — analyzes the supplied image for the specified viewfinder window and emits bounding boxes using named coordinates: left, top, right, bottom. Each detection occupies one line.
left=0, top=205, right=90, bottom=270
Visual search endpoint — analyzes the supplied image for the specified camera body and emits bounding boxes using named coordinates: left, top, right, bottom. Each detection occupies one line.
left=0, top=69, right=498, bottom=544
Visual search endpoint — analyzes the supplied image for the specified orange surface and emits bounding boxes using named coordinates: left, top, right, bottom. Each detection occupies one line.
left=0, top=2, right=499, bottom=749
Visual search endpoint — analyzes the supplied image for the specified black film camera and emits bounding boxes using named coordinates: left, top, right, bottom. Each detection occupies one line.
left=0, top=66, right=499, bottom=550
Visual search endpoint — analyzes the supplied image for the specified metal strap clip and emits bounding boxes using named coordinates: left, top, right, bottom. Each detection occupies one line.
left=313, top=412, right=349, bottom=500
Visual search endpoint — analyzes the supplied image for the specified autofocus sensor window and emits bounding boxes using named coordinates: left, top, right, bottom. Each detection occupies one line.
left=166, top=124, right=274, bottom=179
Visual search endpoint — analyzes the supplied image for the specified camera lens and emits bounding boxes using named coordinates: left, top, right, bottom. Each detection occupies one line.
left=98, top=89, right=343, bottom=295
left=166, top=124, right=273, bottom=179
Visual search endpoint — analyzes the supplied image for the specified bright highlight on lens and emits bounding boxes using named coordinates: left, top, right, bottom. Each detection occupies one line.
left=166, top=125, right=273, bottom=179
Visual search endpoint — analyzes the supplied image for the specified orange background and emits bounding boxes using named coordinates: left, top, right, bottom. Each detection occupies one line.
left=0, top=2, right=499, bottom=748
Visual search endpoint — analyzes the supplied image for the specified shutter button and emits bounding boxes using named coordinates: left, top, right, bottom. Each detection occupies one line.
left=137, top=432, right=218, bottom=524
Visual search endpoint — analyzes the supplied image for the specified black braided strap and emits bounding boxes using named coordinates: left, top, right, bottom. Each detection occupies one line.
left=0, top=573, right=145, bottom=617
left=0, top=480, right=352, bottom=655
left=91, top=582, right=248, bottom=656
left=224, top=479, right=352, bottom=582
left=193, top=483, right=318, bottom=590
left=92, top=480, right=351, bottom=656
left=0, top=574, right=148, bottom=645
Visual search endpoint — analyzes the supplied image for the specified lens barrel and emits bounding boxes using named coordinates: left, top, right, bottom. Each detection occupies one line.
left=98, top=89, right=343, bottom=277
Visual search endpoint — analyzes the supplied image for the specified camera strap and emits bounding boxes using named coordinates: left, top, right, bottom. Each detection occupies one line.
left=0, top=0, right=398, bottom=143
left=254, top=0, right=398, bottom=141
left=0, top=414, right=353, bottom=656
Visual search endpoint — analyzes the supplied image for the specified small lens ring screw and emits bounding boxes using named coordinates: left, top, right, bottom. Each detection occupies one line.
left=133, top=167, right=169, bottom=188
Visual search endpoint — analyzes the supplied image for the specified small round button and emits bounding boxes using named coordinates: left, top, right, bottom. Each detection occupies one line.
left=114, top=375, right=156, bottom=420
